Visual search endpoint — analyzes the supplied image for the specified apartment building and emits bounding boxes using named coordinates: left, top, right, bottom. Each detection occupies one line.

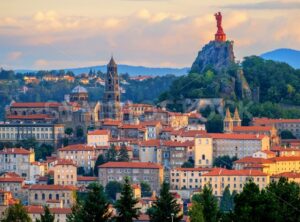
left=0, top=123, right=64, bottom=147
left=0, top=148, right=35, bottom=179
left=58, top=144, right=95, bottom=173
left=210, top=133, right=270, bottom=159
left=26, top=205, right=71, bottom=222
left=87, top=129, right=110, bottom=146
left=170, top=167, right=212, bottom=190
left=201, top=168, right=269, bottom=197
left=53, top=159, right=77, bottom=186
left=98, top=162, right=163, bottom=192
left=28, top=184, right=77, bottom=208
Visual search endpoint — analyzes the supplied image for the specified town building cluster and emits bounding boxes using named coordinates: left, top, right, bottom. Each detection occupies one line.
left=0, top=58, right=299, bottom=221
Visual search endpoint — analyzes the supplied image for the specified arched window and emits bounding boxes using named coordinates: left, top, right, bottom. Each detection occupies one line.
left=34, top=193, right=38, bottom=200
left=202, top=154, right=205, bottom=160
left=49, top=194, right=52, bottom=200
left=56, top=194, right=59, bottom=200
left=42, top=193, right=45, bottom=200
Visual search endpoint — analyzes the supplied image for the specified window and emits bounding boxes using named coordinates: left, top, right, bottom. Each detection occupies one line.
left=49, top=194, right=52, bottom=200
left=42, top=193, right=45, bottom=200
left=34, top=193, right=38, bottom=200
left=202, top=155, right=205, bottom=160
left=56, top=194, right=59, bottom=200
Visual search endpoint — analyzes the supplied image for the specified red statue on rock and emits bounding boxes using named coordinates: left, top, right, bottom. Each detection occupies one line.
left=214, top=12, right=226, bottom=42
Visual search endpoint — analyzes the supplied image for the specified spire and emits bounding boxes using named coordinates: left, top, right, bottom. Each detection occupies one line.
left=225, top=108, right=232, bottom=120
left=108, top=56, right=117, bottom=67
left=233, top=107, right=241, bottom=121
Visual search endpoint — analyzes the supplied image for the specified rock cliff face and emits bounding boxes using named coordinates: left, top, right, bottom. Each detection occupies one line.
left=191, top=40, right=235, bottom=73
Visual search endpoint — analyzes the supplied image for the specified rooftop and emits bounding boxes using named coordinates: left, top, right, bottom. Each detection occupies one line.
left=99, top=161, right=163, bottom=169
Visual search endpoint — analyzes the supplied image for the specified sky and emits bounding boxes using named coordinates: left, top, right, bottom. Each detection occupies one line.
left=0, top=0, right=300, bottom=70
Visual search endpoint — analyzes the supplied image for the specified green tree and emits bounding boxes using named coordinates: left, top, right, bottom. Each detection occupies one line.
left=141, top=181, right=152, bottom=197
left=213, top=155, right=238, bottom=169
left=192, top=185, right=218, bottom=222
left=148, top=181, right=182, bottom=222
left=181, top=157, right=194, bottom=168
left=76, top=127, right=84, bottom=138
left=114, top=177, right=140, bottom=222
left=67, top=183, right=112, bottom=222
left=65, top=128, right=73, bottom=136
left=188, top=201, right=204, bottom=222
left=36, top=206, right=55, bottom=222
left=206, top=114, right=223, bottom=133
left=280, top=130, right=296, bottom=139
left=94, top=154, right=106, bottom=176
left=1, top=203, right=32, bottom=222
left=219, top=186, right=234, bottom=213
left=105, top=181, right=123, bottom=200
left=118, top=144, right=129, bottom=161
left=265, top=177, right=300, bottom=222
left=106, top=145, right=118, bottom=162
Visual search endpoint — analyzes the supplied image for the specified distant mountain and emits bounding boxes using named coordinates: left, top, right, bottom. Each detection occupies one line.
left=260, top=48, right=300, bottom=69
left=15, top=64, right=189, bottom=76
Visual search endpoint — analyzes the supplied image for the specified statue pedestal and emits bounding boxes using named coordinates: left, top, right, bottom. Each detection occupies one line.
left=215, top=33, right=226, bottom=42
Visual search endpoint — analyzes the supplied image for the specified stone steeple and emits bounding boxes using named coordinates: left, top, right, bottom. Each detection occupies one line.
left=233, top=107, right=242, bottom=127
left=224, top=108, right=233, bottom=133
left=101, top=57, right=121, bottom=120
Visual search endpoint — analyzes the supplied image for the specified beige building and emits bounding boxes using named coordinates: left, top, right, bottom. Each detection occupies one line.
left=271, top=172, right=300, bottom=184
left=252, top=118, right=300, bottom=139
left=201, top=168, right=269, bottom=197
left=0, top=123, right=65, bottom=148
left=210, top=133, right=270, bottom=159
left=53, top=159, right=77, bottom=186
left=0, top=176, right=24, bottom=200
left=29, top=162, right=46, bottom=182
left=87, top=129, right=110, bottom=146
left=170, top=167, right=212, bottom=190
left=194, top=135, right=213, bottom=168
left=28, top=184, right=77, bottom=208
left=58, top=144, right=95, bottom=173
left=26, top=205, right=71, bottom=222
left=0, top=148, right=35, bottom=179
left=98, top=162, right=163, bottom=192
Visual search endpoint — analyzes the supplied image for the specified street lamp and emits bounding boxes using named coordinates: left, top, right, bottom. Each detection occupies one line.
left=171, top=213, right=174, bottom=222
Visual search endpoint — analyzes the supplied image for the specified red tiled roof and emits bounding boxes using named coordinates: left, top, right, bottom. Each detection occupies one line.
left=54, top=159, right=77, bottom=167
left=101, top=119, right=121, bottom=126
left=0, top=148, right=33, bottom=155
left=29, top=184, right=77, bottom=191
left=233, top=126, right=273, bottom=132
left=209, top=133, right=267, bottom=140
left=58, top=144, right=94, bottom=151
left=88, top=129, right=109, bottom=136
left=11, top=102, right=61, bottom=108
left=252, top=117, right=300, bottom=124
left=119, top=124, right=145, bottom=129
left=271, top=156, right=300, bottom=162
left=140, top=121, right=161, bottom=127
left=0, top=177, right=24, bottom=183
left=203, top=168, right=267, bottom=176
left=99, top=162, right=163, bottom=169
left=77, top=176, right=98, bottom=181
left=140, top=140, right=161, bottom=147
left=272, top=172, right=300, bottom=179
left=7, top=114, right=52, bottom=120
left=174, top=167, right=213, bottom=172
left=25, top=206, right=72, bottom=214
left=234, top=156, right=273, bottom=164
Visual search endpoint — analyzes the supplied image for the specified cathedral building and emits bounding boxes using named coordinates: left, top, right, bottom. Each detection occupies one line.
left=101, top=57, right=121, bottom=120
left=224, top=107, right=241, bottom=133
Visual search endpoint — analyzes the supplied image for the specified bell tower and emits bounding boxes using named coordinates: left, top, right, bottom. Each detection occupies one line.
left=101, top=57, right=121, bottom=120
left=223, top=108, right=233, bottom=133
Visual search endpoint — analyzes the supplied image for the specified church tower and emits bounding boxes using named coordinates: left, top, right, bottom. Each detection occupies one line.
left=101, top=57, right=121, bottom=120
left=223, top=108, right=233, bottom=133
left=233, top=107, right=242, bottom=127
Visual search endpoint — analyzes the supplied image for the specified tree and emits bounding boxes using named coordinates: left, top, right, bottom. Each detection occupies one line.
left=118, top=144, right=129, bottom=161
left=65, top=128, right=73, bottom=136
left=1, top=203, right=32, bottom=222
left=148, top=181, right=182, bottom=222
left=114, top=177, right=140, bottom=222
left=206, top=114, right=223, bottom=133
left=94, top=154, right=106, bottom=176
left=106, top=145, right=118, bottom=162
left=219, top=186, right=234, bottom=213
left=213, top=155, right=238, bottom=169
left=35, top=144, right=54, bottom=161
left=105, top=181, right=123, bottom=200
left=67, top=183, right=112, bottom=222
left=76, top=127, right=84, bottom=138
left=280, top=130, right=296, bottom=139
left=141, top=181, right=152, bottom=197
left=77, top=167, right=85, bottom=175
left=188, top=201, right=204, bottom=222
left=181, top=157, right=194, bottom=168
left=36, top=206, right=55, bottom=222
left=192, top=185, right=218, bottom=222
